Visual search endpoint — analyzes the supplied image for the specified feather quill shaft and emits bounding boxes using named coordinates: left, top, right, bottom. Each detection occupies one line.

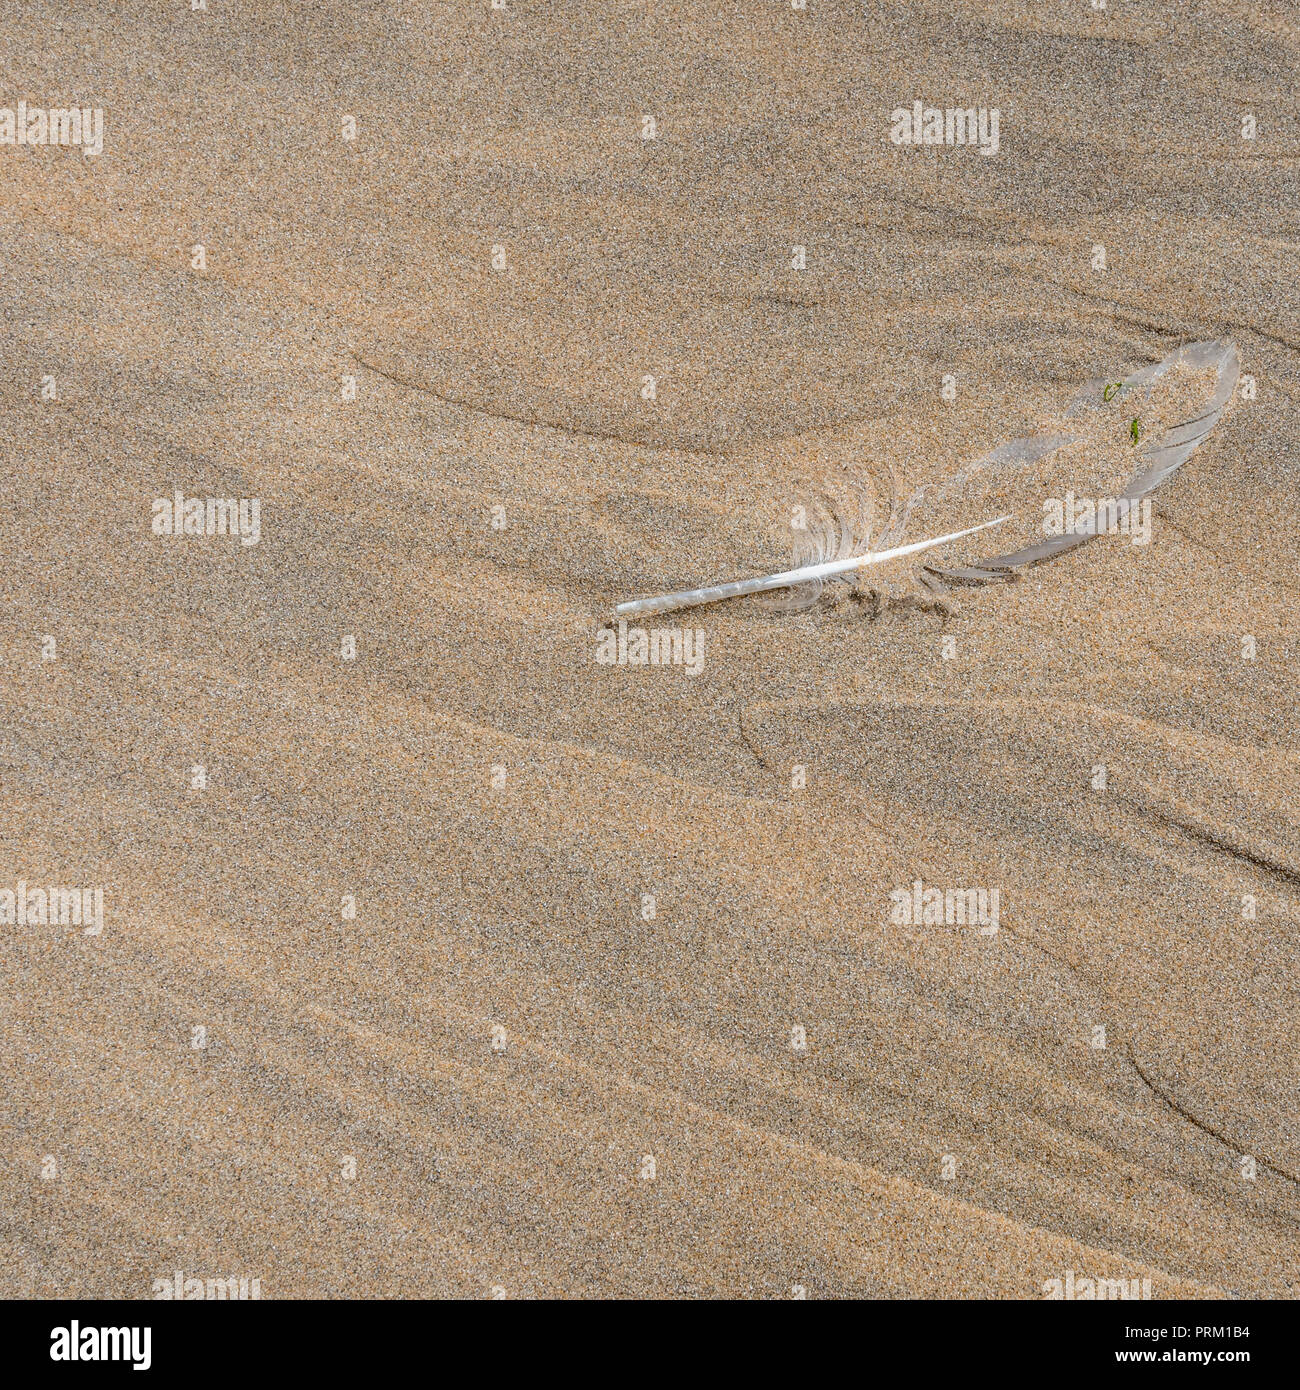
left=616, top=514, right=1011, bottom=618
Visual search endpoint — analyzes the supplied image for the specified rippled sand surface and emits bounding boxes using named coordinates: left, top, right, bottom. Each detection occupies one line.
left=2, top=1, right=1298, bottom=1298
